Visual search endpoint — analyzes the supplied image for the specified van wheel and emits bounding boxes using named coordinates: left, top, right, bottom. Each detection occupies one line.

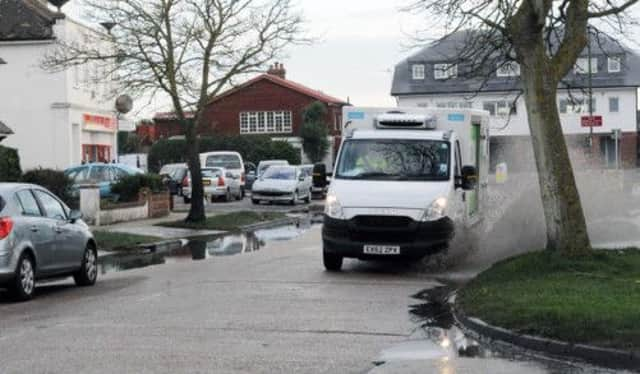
left=323, top=251, right=343, bottom=271
left=10, top=253, right=36, bottom=301
left=74, top=245, right=98, bottom=287
left=183, top=196, right=191, bottom=204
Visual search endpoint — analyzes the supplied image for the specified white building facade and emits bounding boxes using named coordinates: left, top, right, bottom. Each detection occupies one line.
left=0, top=0, right=119, bottom=171
left=392, top=32, right=640, bottom=170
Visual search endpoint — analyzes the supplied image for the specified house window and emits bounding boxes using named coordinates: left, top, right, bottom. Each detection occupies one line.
left=575, top=57, right=598, bottom=74
left=608, top=56, right=621, bottom=73
left=609, top=97, right=619, bottom=112
left=412, top=64, right=425, bottom=80
left=434, top=63, right=457, bottom=80
left=240, top=111, right=292, bottom=134
left=482, top=101, right=516, bottom=116
left=240, top=112, right=249, bottom=133
left=559, top=98, right=596, bottom=114
left=496, top=61, right=520, bottom=77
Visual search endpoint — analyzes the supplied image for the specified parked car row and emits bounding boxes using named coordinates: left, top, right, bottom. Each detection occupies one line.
left=156, top=151, right=331, bottom=205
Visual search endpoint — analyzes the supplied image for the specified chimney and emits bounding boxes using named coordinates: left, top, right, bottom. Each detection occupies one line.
left=267, top=62, right=286, bottom=80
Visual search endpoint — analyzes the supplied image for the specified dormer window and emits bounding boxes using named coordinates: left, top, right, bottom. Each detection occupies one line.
left=608, top=56, right=621, bottom=73
left=496, top=61, right=520, bottom=77
left=434, top=63, right=457, bottom=80
left=412, top=64, right=425, bottom=80
left=575, top=57, right=598, bottom=74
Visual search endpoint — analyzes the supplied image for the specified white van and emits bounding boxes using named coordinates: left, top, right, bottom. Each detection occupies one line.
left=322, top=107, right=489, bottom=271
left=200, top=151, right=246, bottom=197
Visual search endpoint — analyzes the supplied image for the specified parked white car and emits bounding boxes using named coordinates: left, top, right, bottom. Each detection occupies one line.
left=182, top=167, right=242, bottom=203
left=200, top=151, right=246, bottom=197
left=251, top=166, right=312, bottom=205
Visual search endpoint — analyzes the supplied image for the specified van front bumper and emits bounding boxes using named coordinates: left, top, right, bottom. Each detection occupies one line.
left=322, top=215, right=454, bottom=259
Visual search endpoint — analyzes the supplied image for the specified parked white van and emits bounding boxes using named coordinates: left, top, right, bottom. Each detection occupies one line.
left=200, top=151, right=246, bottom=198
left=322, top=107, right=489, bottom=271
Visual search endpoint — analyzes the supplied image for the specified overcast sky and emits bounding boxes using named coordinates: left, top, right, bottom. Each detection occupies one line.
left=63, top=1, right=640, bottom=118
left=64, top=0, right=426, bottom=117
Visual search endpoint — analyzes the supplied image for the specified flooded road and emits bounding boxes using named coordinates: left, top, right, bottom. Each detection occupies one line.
left=98, top=220, right=314, bottom=274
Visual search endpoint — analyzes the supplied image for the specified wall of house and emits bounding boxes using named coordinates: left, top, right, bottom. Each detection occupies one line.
left=397, top=87, right=638, bottom=169
left=396, top=87, right=637, bottom=137
left=201, top=79, right=340, bottom=137
left=0, top=18, right=118, bottom=170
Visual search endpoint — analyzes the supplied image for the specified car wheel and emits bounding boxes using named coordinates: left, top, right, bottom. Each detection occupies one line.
left=183, top=196, right=191, bottom=204
left=323, top=251, right=343, bottom=272
left=304, top=190, right=311, bottom=204
left=10, top=252, right=36, bottom=301
left=74, top=245, right=98, bottom=287
left=252, top=199, right=260, bottom=205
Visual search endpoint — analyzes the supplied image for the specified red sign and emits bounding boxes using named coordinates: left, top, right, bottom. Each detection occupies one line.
left=83, top=114, right=117, bottom=132
left=581, top=115, right=603, bottom=127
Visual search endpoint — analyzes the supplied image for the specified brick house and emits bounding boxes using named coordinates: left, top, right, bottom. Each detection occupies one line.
left=149, top=64, right=349, bottom=167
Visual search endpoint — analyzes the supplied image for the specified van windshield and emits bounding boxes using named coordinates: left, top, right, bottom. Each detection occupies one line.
left=336, top=139, right=450, bottom=181
left=206, top=155, right=241, bottom=169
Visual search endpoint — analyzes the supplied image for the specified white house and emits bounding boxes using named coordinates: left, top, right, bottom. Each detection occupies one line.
left=391, top=31, right=640, bottom=170
left=0, top=0, right=120, bottom=170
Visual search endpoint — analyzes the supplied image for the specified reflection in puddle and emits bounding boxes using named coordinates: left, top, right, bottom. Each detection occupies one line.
left=397, top=286, right=625, bottom=373
left=99, top=221, right=314, bottom=274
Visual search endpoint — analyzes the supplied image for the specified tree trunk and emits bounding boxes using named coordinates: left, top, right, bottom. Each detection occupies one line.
left=184, top=120, right=205, bottom=222
left=520, top=46, right=591, bottom=255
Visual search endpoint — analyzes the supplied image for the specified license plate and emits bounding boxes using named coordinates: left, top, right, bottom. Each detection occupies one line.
left=363, top=245, right=400, bottom=255
left=203, top=180, right=211, bottom=186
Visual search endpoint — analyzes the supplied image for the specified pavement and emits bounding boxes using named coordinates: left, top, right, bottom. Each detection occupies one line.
left=94, top=195, right=324, bottom=240
left=93, top=212, right=225, bottom=239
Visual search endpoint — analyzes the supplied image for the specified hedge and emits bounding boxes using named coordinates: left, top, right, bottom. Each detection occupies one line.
left=147, top=135, right=301, bottom=172
left=0, top=145, right=22, bottom=182
left=111, top=173, right=166, bottom=202
left=22, top=168, right=75, bottom=207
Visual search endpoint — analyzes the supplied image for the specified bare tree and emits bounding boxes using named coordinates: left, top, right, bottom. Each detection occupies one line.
left=405, top=0, right=638, bottom=256
left=44, top=0, right=308, bottom=222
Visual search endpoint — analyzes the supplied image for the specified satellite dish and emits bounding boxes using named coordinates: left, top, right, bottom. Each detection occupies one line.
left=115, top=95, right=133, bottom=114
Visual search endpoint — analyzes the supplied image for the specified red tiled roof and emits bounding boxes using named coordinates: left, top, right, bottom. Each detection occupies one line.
left=208, top=74, right=348, bottom=105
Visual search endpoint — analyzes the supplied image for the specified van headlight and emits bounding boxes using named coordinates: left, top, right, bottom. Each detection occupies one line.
left=422, top=197, right=448, bottom=221
left=325, top=194, right=344, bottom=219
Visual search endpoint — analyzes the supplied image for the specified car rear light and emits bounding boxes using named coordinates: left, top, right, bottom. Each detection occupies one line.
left=183, top=176, right=190, bottom=187
left=0, top=217, right=13, bottom=239
left=217, top=176, right=225, bottom=187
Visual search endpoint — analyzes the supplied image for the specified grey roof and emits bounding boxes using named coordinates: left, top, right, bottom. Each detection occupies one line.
left=392, top=30, right=640, bottom=96
left=0, top=0, right=63, bottom=42
left=0, top=121, right=13, bottom=136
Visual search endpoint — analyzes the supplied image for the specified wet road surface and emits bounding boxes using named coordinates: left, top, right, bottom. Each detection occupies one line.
left=0, top=221, right=631, bottom=373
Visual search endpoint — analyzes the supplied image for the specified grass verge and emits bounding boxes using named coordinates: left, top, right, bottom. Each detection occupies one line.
left=156, top=211, right=287, bottom=231
left=458, top=249, right=640, bottom=352
left=93, top=231, right=164, bottom=251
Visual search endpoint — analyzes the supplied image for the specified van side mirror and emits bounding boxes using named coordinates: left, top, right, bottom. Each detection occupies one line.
left=69, top=210, right=83, bottom=223
left=458, top=165, right=477, bottom=190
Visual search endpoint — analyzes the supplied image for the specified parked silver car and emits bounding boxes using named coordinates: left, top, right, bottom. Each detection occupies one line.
left=251, top=166, right=312, bottom=205
left=0, top=184, right=97, bottom=301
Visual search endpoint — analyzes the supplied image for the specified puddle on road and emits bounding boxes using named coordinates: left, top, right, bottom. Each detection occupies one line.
left=99, top=219, right=315, bottom=274
left=379, top=286, right=628, bottom=373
